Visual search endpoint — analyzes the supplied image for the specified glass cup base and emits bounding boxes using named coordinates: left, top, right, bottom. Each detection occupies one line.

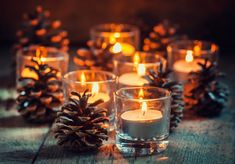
left=115, top=133, right=169, bottom=156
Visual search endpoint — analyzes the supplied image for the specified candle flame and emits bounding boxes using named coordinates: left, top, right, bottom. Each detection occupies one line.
left=141, top=101, right=147, bottom=116
left=137, top=64, right=146, bottom=76
left=113, top=32, right=120, bottom=38
left=185, top=50, right=194, bottom=63
left=138, top=88, right=144, bottom=99
left=81, top=72, right=86, bottom=86
left=111, top=42, right=122, bottom=53
left=91, top=82, right=99, bottom=95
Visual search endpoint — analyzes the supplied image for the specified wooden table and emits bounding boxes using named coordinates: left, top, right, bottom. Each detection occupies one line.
left=0, top=51, right=234, bottom=164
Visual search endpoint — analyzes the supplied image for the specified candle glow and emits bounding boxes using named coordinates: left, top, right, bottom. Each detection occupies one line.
left=185, top=50, right=194, bottom=62
left=193, top=45, right=201, bottom=56
left=21, top=46, right=48, bottom=79
left=138, top=88, right=144, bottom=99
left=111, top=42, right=122, bottom=53
left=133, top=53, right=140, bottom=67
left=81, top=72, right=86, bottom=86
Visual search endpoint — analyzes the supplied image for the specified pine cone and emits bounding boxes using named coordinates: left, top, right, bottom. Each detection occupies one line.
left=17, top=59, right=64, bottom=123
left=143, top=20, right=178, bottom=57
left=186, top=59, right=229, bottom=117
left=73, top=39, right=114, bottom=71
left=14, top=6, right=69, bottom=52
left=54, top=91, right=109, bottom=151
left=145, top=67, right=184, bottom=131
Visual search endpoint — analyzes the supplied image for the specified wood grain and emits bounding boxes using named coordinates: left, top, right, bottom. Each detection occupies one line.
left=0, top=101, right=50, bottom=164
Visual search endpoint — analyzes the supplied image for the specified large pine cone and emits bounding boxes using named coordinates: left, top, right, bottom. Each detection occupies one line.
left=143, top=20, right=178, bottom=57
left=73, top=39, right=114, bottom=71
left=54, top=91, right=109, bottom=151
left=145, top=69, right=184, bottom=131
left=186, top=59, right=229, bottom=117
left=14, top=6, right=69, bottom=52
left=17, top=59, right=64, bottom=123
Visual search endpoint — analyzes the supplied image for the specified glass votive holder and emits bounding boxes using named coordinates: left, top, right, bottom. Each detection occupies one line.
left=167, top=40, right=219, bottom=83
left=113, top=51, right=167, bottom=88
left=63, top=70, right=117, bottom=130
left=16, top=46, right=69, bottom=85
left=114, top=86, right=171, bottom=155
left=90, top=23, right=140, bottom=55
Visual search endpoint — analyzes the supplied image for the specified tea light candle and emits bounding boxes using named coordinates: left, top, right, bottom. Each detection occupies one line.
left=121, top=102, right=163, bottom=139
left=173, top=50, right=208, bottom=82
left=110, top=42, right=135, bottom=55
left=88, top=82, right=110, bottom=103
left=21, top=47, right=48, bottom=79
left=118, top=60, right=148, bottom=86
left=79, top=73, right=110, bottom=104
left=118, top=73, right=148, bottom=86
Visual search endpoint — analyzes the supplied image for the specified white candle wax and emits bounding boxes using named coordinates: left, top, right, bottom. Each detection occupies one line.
left=173, top=58, right=206, bottom=82
left=118, top=73, right=148, bottom=87
left=121, top=109, right=163, bottom=139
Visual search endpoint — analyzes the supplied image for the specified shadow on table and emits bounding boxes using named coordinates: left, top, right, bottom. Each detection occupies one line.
left=0, top=113, right=49, bottom=128
left=0, top=149, right=36, bottom=163
left=37, top=143, right=174, bottom=162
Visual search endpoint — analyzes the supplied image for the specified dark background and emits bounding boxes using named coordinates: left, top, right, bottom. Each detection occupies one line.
left=0, top=0, right=235, bottom=78
left=0, top=0, right=235, bottom=51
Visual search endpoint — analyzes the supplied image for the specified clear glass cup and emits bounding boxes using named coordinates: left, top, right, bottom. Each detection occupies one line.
left=114, top=86, right=171, bottom=155
left=113, top=51, right=167, bottom=88
left=63, top=70, right=117, bottom=130
left=16, top=46, right=69, bottom=86
left=90, top=23, right=140, bottom=55
left=167, top=40, right=219, bottom=83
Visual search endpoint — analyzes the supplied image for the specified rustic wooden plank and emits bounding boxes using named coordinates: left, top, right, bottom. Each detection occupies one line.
left=0, top=90, right=50, bottom=164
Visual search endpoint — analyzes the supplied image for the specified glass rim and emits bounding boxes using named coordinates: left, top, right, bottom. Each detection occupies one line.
left=63, top=70, right=117, bottom=84
left=90, top=23, right=139, bottom=38
left=115, top=86, right=171, bottom=101
left=16, top=46, right=69, bottom=61
left=113, top=51, right=167, bottom=66
left=167, top=39, right=219, bottom=54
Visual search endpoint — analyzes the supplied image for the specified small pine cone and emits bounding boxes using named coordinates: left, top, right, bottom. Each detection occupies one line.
left=186, top=59, right=229, bottom=117
left=14, top=5, right=69, bottom=52
left=54, top=91, right=109, bottom=151
left=145, top=69, right=184, bottom=131
left=17, top=59, right=64, bottom=123
left=143, top=20, right=179, bottom=57
left=74, top=39, right=114, bottom=71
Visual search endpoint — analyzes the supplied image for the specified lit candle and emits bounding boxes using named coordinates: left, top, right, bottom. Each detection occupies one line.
left=173, top=50, right=208, bottom=82
left=21, top=47, right=47, bottom=79
left=78, top=73, right=110, bottom=104
left=118, top=53, right=148, bottom=86
left=88, top=82, right=110, bottom=103
left=121, top=101, right=163, bottom=139
left=110, top=42, right=135, bottom=55
left=109, top=33, right=135, bottom=55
